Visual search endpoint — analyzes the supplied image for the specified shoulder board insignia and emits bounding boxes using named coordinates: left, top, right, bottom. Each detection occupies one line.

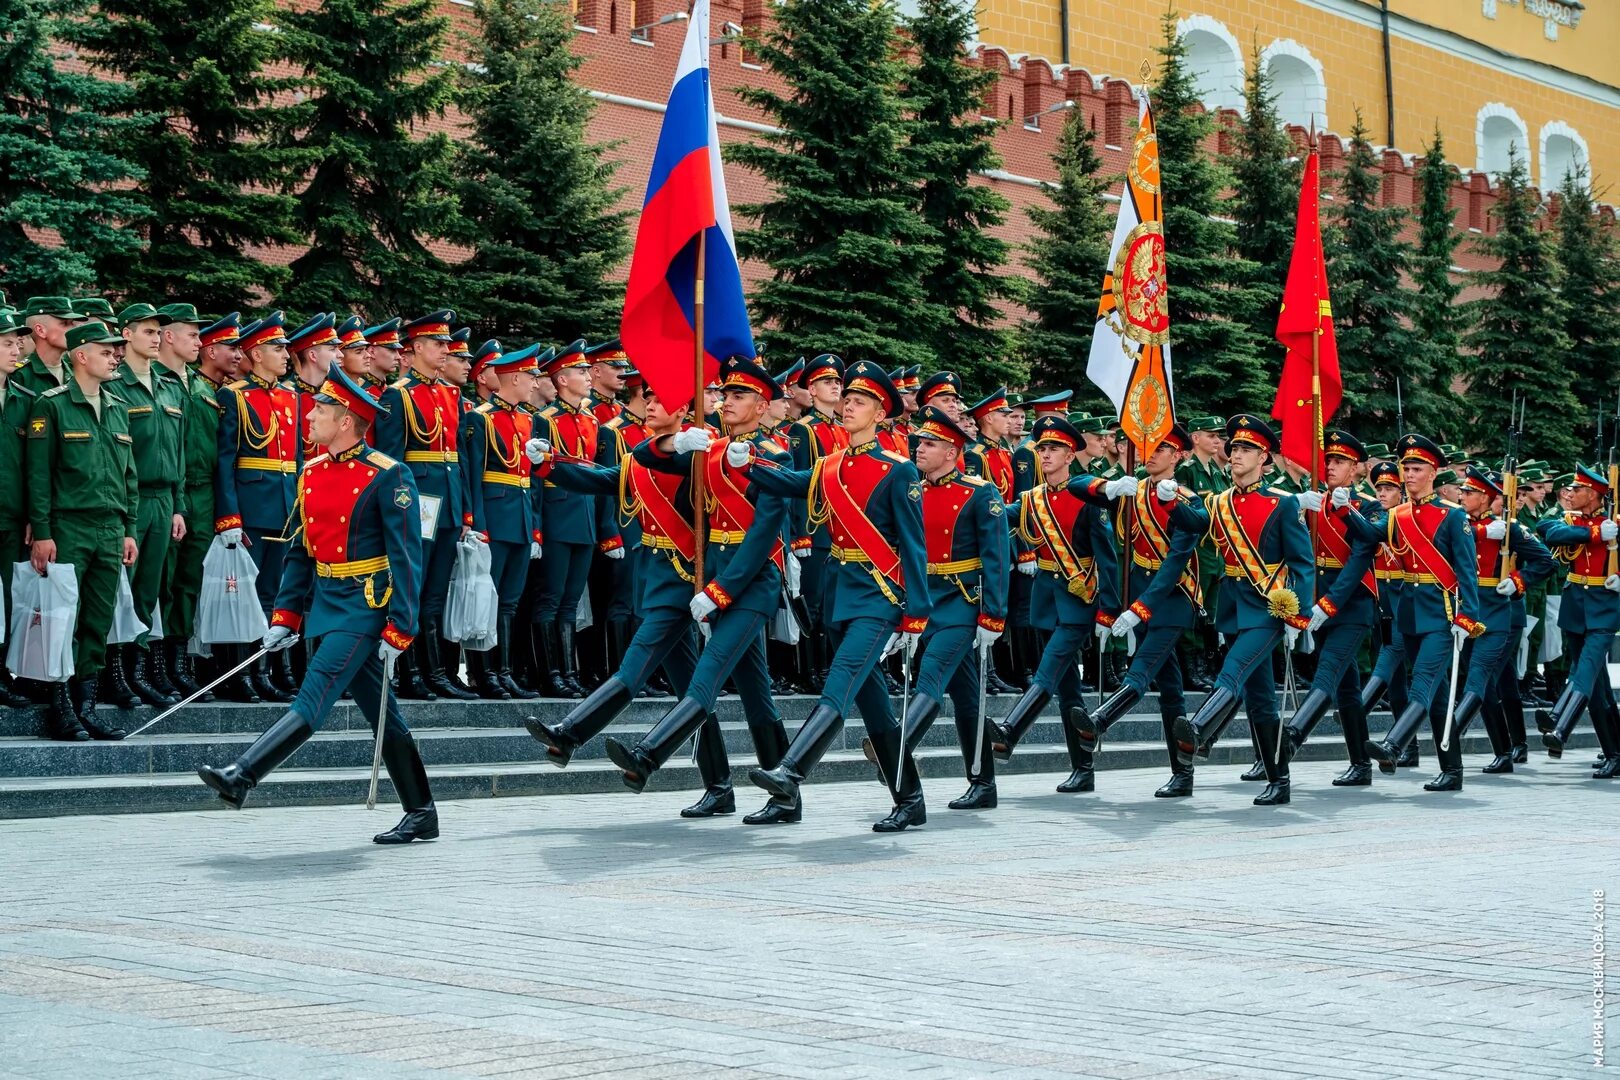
left=1439, top=498, right=1463, bottom=510
left=224, top=379, right=247, bottom=391
left=473, top=402, right=495, bottom=415
left=303, top=453, right=330, bottom=470
left=41, top=385, right=68, bottom=398
left=881, top=449, right=908, bottom=464
left=12, top=383, right=36, bottom=400
left=365, top=450, right=400, bottom=469
left=390, top=377, right=410, bottom=390
left=959, top=474, right=990, bottom=487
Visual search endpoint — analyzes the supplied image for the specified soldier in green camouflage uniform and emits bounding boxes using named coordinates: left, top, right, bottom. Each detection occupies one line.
left=154, top=304, right=215, bottom=696
left=27, top=322, right=140, bottom=742
left=0, top=310, right=37, bottom=706
left=104, top=304, right=190, bottom=707
left=1176, top=415, right=1227, bottom=691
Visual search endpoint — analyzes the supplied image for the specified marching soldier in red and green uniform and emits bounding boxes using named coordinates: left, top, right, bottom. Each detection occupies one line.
left=1535, top=466, right=1620, bottom=775
left=27, top=321, right=140, bottom=742
left=593, top=362, right=652, bottom=676
left=963, top=386, right=1021, bottom=696
left=165, top=310, right=237, bottom=699
left=585, top=338, right=628, bottom=425
left=1172, top=415, right=1315, bottom=807
left=215, top=312, right=300, bottom=703
left=105, top=302, right=191, bottom=708
left=362, top=318, right=403, bottom=393
left=1359, top=434, right=1485, bottom=785
left=787, top=353, right=848, bottom=691
left=990, top=415, right=1127, bottom=793
left=738, top=362, right=934, bottom=829
left=1007, top=391, right=1071, bottom=691
left=1175, top=414, right=1228, bottom=691
left=375, top=310, right=475, bottom=701
left=197, top=367, right=437, bottom=845
left=287, top=313, right=342, bottom=464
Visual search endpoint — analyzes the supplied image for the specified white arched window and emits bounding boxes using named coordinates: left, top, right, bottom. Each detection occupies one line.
left=1178, top=15, right=1243, bottom=113
left=1540, top=122, right=1589, bottom=191
left=1261, top=40, right=1327, bottom=129
left=1476, top=103, right=1530, bottom=180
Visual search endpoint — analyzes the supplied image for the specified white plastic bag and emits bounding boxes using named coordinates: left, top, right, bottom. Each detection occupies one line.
left=106, top=567, right=149, bottom=645
left=1540, top=597, right=1562, bottom=663
left=197, top=535, right=268, bottom=644
left=8, top=561, right=78, bottom=682
left=769, top=592, right=801, bottom=644
left=147, top=598, right=163, bottom=641
left=445, top=538, right=498, bottom=649
left=575, top=590, right=593, bottom=632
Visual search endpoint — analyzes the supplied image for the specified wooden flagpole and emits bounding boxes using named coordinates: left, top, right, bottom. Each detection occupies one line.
left=692, top=229, right=708, bottom=594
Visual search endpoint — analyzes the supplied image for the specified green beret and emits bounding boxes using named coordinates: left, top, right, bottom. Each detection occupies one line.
left=156, top=303, right=202, bottom=326
left=116, top=302, right=162, bottom=327
left=1185, top=415, right=1224, bottom=433
left=23, top=296, right=80, bottom=319
left=71, top=297, right=115, bottom=319
left=64, top=321, right=124, bottom=351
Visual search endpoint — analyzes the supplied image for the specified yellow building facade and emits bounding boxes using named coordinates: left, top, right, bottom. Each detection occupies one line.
left=972, top=0, right=1617, bottom=192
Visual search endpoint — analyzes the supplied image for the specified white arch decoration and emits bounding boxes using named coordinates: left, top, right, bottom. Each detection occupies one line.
left=1539, top=121, right=1589, bottom=192
left=1476, top=102, right=1531, bottom=181
left=1260, top=39, right=1327, bottom=130
left=1177, top=14, right=1244, bottom=113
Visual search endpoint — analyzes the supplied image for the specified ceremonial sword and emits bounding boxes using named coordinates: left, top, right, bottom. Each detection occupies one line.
left=126, top=641, right=287, bottom=739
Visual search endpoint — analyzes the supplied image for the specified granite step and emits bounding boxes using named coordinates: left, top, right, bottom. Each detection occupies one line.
left=3, top=729, right=1591, bottom=819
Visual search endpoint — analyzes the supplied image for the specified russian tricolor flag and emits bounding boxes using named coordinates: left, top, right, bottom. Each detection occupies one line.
left=620, top=0, right=754, bottom=411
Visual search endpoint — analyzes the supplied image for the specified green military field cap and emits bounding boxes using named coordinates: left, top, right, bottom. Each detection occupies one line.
left=116, top=302, right=161, bottom=327
left=0, top=310, right=28, bottom=334
left=1185, top=415, right=1224, bottom=433
left=64, top=321, right=124, bottom=351
left=1436, top=468, right=1459, bottom=486
left=1073, top=414, right=1108, bottom=435
left=22, top=296, right=80, bottom=319
left=71, top=297, right=115, bottom=319
left=156, top=303, right=201, bottom=325
left=1362, top=442, right=1391, bottom=459
left=1518, top=462, right=1548, bottom=482
left=1555, top=471, right=1575, bottom=488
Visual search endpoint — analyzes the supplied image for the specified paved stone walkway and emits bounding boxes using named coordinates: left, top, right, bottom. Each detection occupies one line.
left=0, top=757, right=1611, bottom=1079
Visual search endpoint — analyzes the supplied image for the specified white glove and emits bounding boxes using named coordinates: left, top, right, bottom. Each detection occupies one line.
left=524, top=438, right=549, bottom=464
left=1103, top=477, right=1138, bottom=499
left=689, top=591, right=718, bottom=622
left=1155, top=478, right=1179, bottom=502
left=1109, top=610, right=1141, bottom=638
left=262, top=626, right=296, bottom=652
left=219, top=528, right=244, bottom=545
left=1284, top=626, right=1300, bottom=650
left=379, top=639, right=404, bottom=664
left=605, top=546, right=625, bottom=560
left=725, top=440, right=752, bottom=468
left=1483, top=519, right=1506, bottom=540
left=1495, top=578, right=1518, bottom=596
left=1017, top=560, right=1037, bottom=577
left=673, top=427, right=713, bottom=454
left=1295, top=490, right=1324, bottom=513
left=530, top=542, right=542, bottom=560
left=1601, top=519, right=1618, bottom=542
left=1307, top=603, right=1329, bottom=633
left=901, top=631, right=921, bottom=658
left=1451, top=623, right=1471, bottom=648
left=466, top=531, right=488, bottom=545
left=1606, top=574, right=1620, bottom=593
left=792, top=547, right=810, bottom=560
left=1094, top=620, right=1112, bottom=642
left=975, top=625, right=1001, bottom=649
left=1330, top=486, right=1353, bottom=509
left=883, top=631, right=903, bottom=659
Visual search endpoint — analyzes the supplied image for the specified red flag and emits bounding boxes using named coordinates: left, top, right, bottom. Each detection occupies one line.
left=1271, top=150, right=1340, bottom=477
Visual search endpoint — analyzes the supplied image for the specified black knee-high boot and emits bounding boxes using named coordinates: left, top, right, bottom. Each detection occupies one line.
left=990, top=684, right=1051, bottom=762
left=948, top=709, right=997, bottom=809
left=747, top=703, right=843, bottom=808
left=373, top=732, right=438, bottom=843
left=681, top=716, right=736, bottom=818
left=196, top=711, right=314, bottom=808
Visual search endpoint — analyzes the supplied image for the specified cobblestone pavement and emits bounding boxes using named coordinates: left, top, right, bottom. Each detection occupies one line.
left=0, top=757, right=1611, bottom=1079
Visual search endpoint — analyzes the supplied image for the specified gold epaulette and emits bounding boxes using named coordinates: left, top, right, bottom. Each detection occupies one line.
left=473, top=402, right=495, bottom=415
left=958, top=473, right=990, bottom=487
left=224, top=379, right=248, bottom=391
left=390, top=377, right=410, bottom=390
left=365, top=450, right=400, bottom=469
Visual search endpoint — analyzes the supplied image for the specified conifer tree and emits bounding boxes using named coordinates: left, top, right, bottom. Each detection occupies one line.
left=1225, top=47, right=1300, bottom=348
left=0, top=0, right=144, bottom=297
left=65, top=0, right=308, bottom=312
left=733, top=0, right=946, bottom=369
left=280, top=0, right=460, bottom=317
left=1554, top=166, right=1620, bottom=450
left=1324, top=112, right=1431, bottom=435
left=1021, top=109, right=1115, bottom=398
left=1463, top=150, right=1580, bottom=462
left=1148, top=10, right=1270, bottom=418
left=904, top=0, right=1020, bottom=390
left=1410, top=126, right=1465, bottom=438
left=452, top=0, right=628, bottom=343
